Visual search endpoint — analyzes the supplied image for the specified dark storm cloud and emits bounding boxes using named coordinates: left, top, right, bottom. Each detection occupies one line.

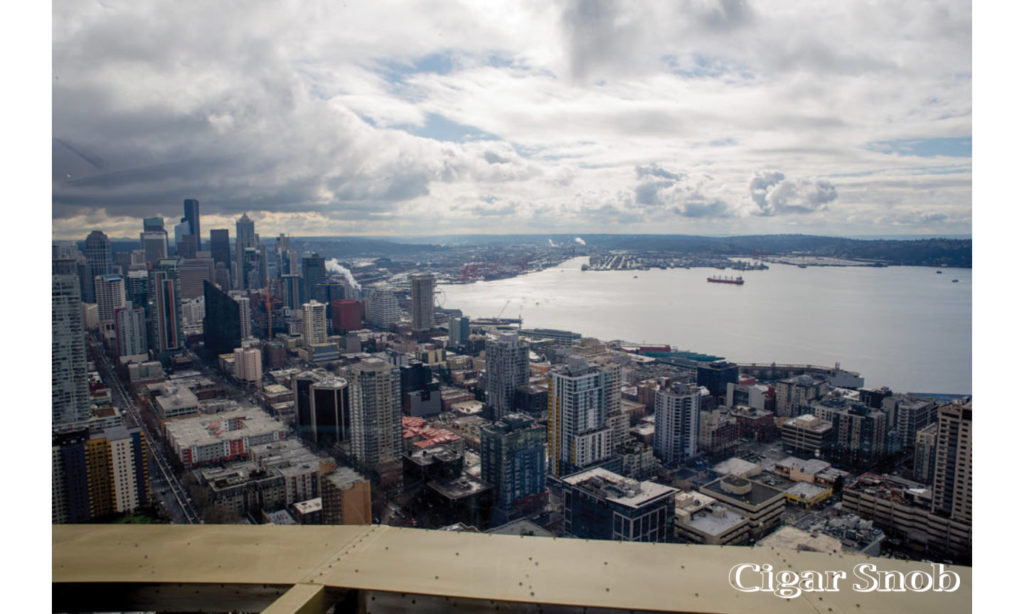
left=749, top=171, right=837, bottom=215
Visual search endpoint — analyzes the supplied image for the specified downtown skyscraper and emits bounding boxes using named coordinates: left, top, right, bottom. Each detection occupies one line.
left=235, top=213, right=256, bottom=290
left=52, top=257, right=91, bottom=425
left=653, top=379, right=702, bottom=466
left=409, top=273, right=435, bottom=331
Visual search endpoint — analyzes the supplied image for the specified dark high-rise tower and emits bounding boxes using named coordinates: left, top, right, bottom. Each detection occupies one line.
left=301, top=253, right=327, bottom=304
left=202, top=280, right=242, bottom=356
left=210, top=229, right=231, bottom=271
left=182, top=199, right=200, bottom=249
left=83, top=230, right=112, bottom=303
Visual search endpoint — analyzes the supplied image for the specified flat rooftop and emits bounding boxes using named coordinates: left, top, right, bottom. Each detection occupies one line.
left=712, top=457, right=761, bottom=477
left=563, top=467, right=677, bottom=509
left=701, top=476, right=784, bottom=508
left=684, top=506, right=746, bottom=537
left=165, top=408, right=285, bottom=447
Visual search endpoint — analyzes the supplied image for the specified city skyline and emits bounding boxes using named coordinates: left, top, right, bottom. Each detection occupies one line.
left=52, top=1, right=970, bottom=240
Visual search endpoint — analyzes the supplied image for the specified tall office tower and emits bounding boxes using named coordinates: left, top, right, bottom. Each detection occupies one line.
left=301, top=253, right=327, bottom=304
left=53, top=258, right=91, bottom=425
left=209, top=229, right=231, bottom=271
left=236, top=295, right=252, bottom=340
left=547, top=357, right=613, bottom=478
left=562, top=467, right=678, bottom=542
left=140, top=230, right=168, bottom=268
left=177, top=258, right=215, bottom=299
left=148, top=261, right=183, bottom=354
left=241, top=244, right=268, bottom=291
left=214, top=263, right=231, bottom=291
left=409, top=273, right=435, bottom=331
left=124, top=270, right=149, bottom=312
left=366, top=286, right=399, bottom=328
left=143, top=217, right=164, bottom=232
left=485, top=333, right=530, bottom=421
left=52, top=426, right=149, bottom=523
left=653, top=380, right=702, bottom=466
left=83, top=230, right=112, bottom=303
left=175, top=225, right=198, bottom=259
left=281, top=274, right=302, bottom=309
left=449, top=315, right=470, bottom=347
left=235, top=213, right=256, bottom=289
left=302, top=301, right=328, bottom=347
left=183, top=198, right=201, bottom=249
left=93, top=274, right=126, bottom=323
left=330, top=299, right=363, bottom=332
left=202, top=280, right=242, bottom=356
left=480, top=413, right=547, bottom=523
left=311, top=377, right=349, bottom=447
left=348, top=358, right=402, bottom=467
left=114, top=303, right=148, bottom=358
left=931, top=401, right=972, bottom=524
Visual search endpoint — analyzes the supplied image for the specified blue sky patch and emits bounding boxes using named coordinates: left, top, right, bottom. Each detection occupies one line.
left=399, top=113, right=498, bottom=142
left=868, top=137, right=971, bottom=158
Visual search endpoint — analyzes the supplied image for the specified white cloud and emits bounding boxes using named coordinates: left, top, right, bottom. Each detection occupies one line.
left=51, top=0, right=971, bottom=239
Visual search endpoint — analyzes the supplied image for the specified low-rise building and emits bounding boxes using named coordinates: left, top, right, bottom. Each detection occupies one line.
left=784, top=482, right=832, bottom=508
left=699, top=475, right=785, bottom=540
left=562, top=467, right=678, bottom=542
left=165, top=409, right=288, bottom=468
left=150, top=383, right=200, bottom=420
left=674, top=491, right=749, bottom=546
left=780, top=414, right=832, bottom=456
left=321, top=467, right=372, bottom=525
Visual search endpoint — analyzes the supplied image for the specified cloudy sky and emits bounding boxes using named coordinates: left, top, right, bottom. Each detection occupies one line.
left=51, top=0, right=971, bottom=240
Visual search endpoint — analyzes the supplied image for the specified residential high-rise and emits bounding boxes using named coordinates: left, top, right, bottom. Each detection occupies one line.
left=235, top=213, right=256, bottom=289
left=125, top=270, right=149, bottom=312
left=183, top=198, right=201, bottom=249
left=53, top=258, right=91, bottom=425
left=302, top=301, right=328, bottom=347
left=347, top=358, right=402, bottom=467
left=202, top=280, right=242, bottom=356
left=93, top=274, right=126, bottom=323
left=653, top=380, right=702, bottom=466
left=366, top=286, right=400, bottom=328
left=149, top=261, right=183, bottom=355
left=931, top=401, right=971, bottom=524
left=236, top=295, right=252, bottom=340
left=485, top=333, right=530, bottom=421
left=409, top=273, right=435, bottom=331
left=449, top=315, right=470, bottom=347
left=480, top=413, right=546, bottom=523
left=233, top=346, right=263, bottom=386
left=52, top=426, right=149, bottom=523
left=301, top=253, right=327, bottom=304
left=83, top=230, right=112, bottom=303
left=114, top=303, right=148, bottom=359
left=547, top=357, right=614, bottom=478
left=177, top=258, right=215, bottom=299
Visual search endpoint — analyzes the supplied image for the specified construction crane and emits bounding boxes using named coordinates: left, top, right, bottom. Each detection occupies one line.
left=495, top=299, right=511, bottom=319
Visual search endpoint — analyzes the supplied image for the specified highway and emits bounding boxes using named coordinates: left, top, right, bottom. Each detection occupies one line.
left=90, top=340, right=203, bottom=524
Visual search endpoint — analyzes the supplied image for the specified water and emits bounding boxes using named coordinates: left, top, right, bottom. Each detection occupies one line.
left=440, top=257, right=971, bottom=395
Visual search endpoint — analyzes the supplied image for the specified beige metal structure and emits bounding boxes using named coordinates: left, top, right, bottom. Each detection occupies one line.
left=53, top=524, right=970, bottom=613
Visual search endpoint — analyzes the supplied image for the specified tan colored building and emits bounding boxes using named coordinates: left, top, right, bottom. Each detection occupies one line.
left=322, top=467, right=372, bottom=525
left=780, top=414, right=832, bottom=455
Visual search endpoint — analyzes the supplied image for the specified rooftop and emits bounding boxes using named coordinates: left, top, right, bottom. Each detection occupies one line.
left=701, top=476, right=785, bottom=508
left=563, top=467, right=677, bottom=508
left=712, top=457, right=761, bottom=478
left=165, top=408, right=286, bottom=447
left=684, top=506, right=747, bottom=537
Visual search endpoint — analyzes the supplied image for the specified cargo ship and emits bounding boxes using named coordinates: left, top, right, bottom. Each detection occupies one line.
left=707, top=275, right=744, bottom=285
